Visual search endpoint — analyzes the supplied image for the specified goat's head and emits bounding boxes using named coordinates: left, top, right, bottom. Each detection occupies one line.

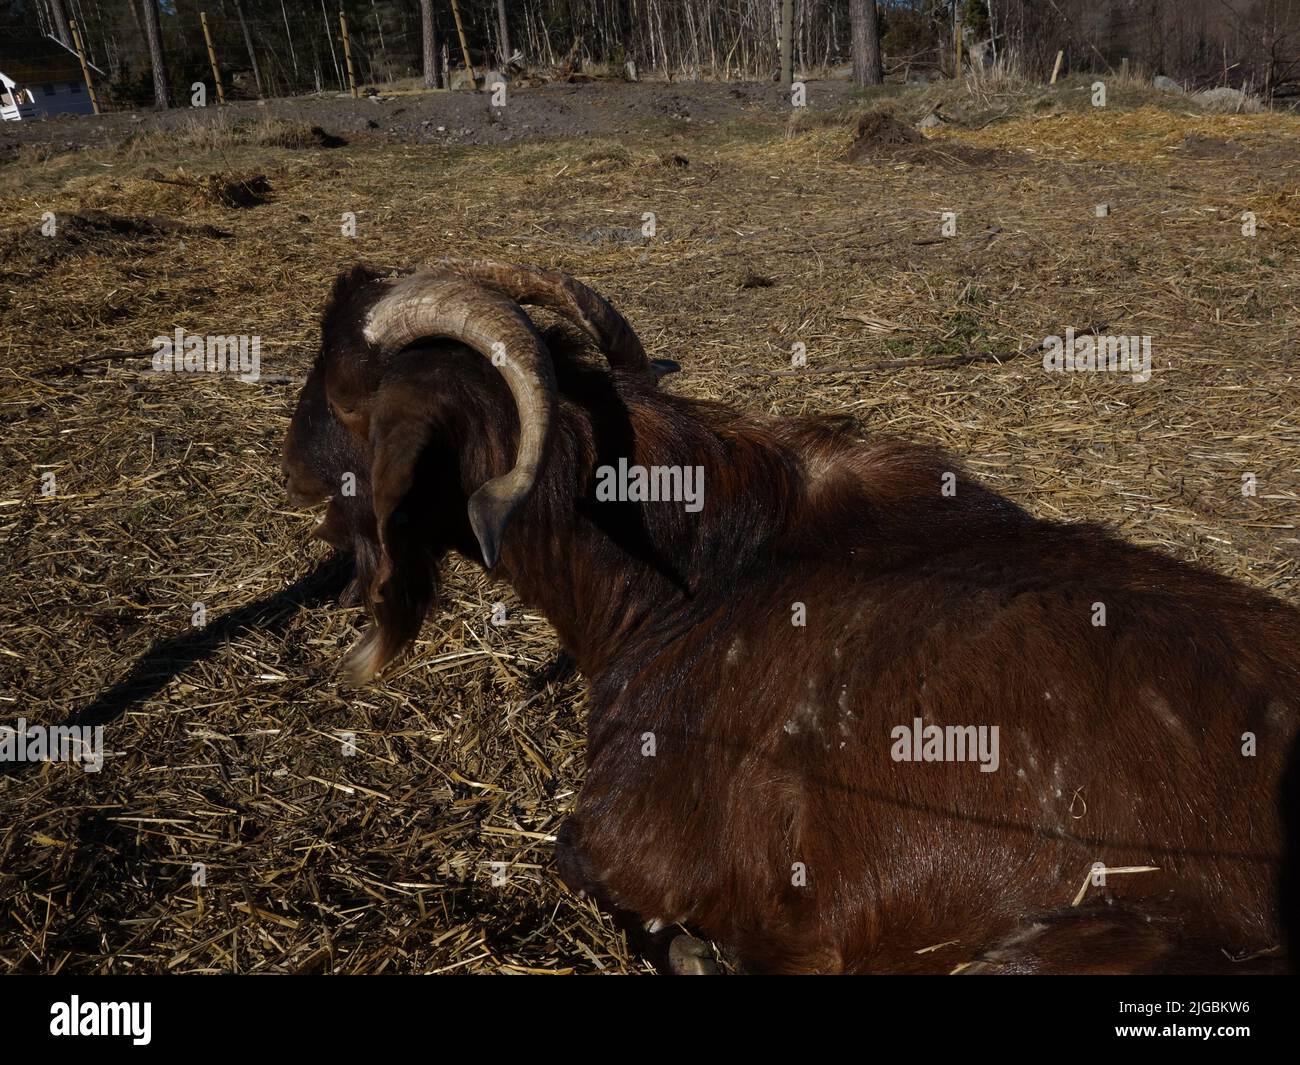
left=283, top=259, right=668, bottom=682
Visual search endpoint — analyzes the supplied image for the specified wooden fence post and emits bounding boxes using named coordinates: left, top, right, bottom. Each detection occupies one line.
left=200, top=12, right=227, bottom=105
left=448, top=0, right=477, bottom=87
left=779, top=0, right=792, bottom=90
left=340, top=10, right=358, bottom=97
left=954, top=6, right=963, bottom=77
left=1050, top=50, right=1065, bottom=85
left=68, top=18, right=101, bottom=114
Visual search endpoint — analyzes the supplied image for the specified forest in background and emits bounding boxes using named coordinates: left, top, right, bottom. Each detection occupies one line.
left=3, top=0, right=1299, bottom=109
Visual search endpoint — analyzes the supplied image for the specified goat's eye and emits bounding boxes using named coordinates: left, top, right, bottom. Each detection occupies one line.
left=330, top=402, right=368, bottom=438
left=330, top=401, right=360, bottom=428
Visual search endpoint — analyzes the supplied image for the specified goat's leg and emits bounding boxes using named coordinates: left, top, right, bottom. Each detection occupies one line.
left=554, top=816, right=603, bottom=901
left=555, top=817, right=719, bottom=974
left=666, top=931, right=720, bottom=975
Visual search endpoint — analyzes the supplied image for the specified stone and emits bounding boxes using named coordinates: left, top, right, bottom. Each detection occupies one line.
left=1195, top=86, right=1250, bottom=110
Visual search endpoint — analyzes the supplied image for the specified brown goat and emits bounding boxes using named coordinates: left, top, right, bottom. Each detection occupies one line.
left=284, top=261, right=1300, bottom=974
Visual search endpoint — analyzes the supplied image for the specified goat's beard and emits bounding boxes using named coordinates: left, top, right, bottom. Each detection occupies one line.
left=342, top=537, right=442, bottom=684
left=314, top=496, right=442, bottom=684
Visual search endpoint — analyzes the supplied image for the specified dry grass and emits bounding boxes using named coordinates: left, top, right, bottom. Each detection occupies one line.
left=961, top=51, right=1033, bottom=108
left=0, top=89, right=1297, bottom=973
left=113, top=112, right=326, bottom=158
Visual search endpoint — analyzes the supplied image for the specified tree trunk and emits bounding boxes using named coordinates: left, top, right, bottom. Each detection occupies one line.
left=779, top=0, right=793, bottom=88
left=280, top=0, right=299, bottom=79
left=496, top=0, right=512, bottom=66
left=47, top=0, right=72, bottom=47
left=140, top=0, right=170, bottom=109
left=234, top=0, right=264, bottom=98
left=421, top=0, right=439, bottom=88
left=319, top=0, right=343, bottom=91
left=371, top=0, right=389, bottom=79
left=127, top=0, right=144, bottom=41
left=616, top=0, right=633, bottom=67
left=849, top=0, right=883, bottom=87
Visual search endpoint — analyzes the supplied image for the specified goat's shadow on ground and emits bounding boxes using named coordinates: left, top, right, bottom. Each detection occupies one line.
left=70, top=560, right=353, bottom=730
left=4, top=555, right=574, bottom=779
left=0, top=559, right=351, bottom=781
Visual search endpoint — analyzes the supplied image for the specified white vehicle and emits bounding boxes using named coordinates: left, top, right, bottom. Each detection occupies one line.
left=1, top=73, right=40, bottom=122
left=0, top=33, right=101, bottom=122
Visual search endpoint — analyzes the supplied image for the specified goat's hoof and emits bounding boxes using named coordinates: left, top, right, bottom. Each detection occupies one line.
left=668, top=934, right=718, bottom=975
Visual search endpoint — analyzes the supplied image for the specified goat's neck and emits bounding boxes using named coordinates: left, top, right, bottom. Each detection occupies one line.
left=491, top=391, right=797, bottom=676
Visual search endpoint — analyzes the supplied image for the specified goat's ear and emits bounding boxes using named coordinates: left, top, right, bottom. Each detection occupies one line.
left=339, top=393, right=438, bottom=685
left=366, top=388, right=436, bottom=601
left=323, top=263, right=385, bottom=330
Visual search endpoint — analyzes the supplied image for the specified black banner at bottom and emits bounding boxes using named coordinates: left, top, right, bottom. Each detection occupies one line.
left=0, top=974, right=1293, bottom=1052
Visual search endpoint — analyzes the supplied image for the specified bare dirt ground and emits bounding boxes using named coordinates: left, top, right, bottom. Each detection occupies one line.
left=0, top=77, right=1297, bottom=973
left=0, top=79, right=857, bottom=156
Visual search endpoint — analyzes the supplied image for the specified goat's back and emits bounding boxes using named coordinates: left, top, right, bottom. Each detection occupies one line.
left=574, top=431, right=1299, bottom=972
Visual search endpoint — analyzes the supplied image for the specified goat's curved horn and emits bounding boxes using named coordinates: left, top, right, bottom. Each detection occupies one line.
left=434, top=258, right=649, bottom=372
left=363, top=268, right=556, bottom=568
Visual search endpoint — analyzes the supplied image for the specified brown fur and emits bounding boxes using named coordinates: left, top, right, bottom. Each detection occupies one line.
left=285, top=267, right=1300, bottom=973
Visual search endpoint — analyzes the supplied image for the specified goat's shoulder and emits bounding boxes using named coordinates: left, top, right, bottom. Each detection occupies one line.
left=765, top=415, right=1031, bottom=538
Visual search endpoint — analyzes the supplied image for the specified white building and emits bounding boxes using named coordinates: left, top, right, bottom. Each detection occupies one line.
left=1, top=32, right=104, bottom=122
